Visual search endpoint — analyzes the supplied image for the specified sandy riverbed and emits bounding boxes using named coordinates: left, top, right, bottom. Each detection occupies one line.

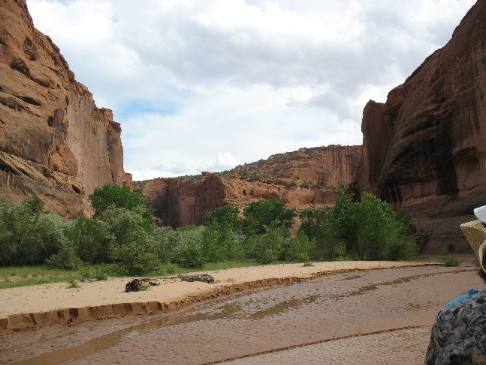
left=0, top=261, right=435, bottom=331
left=2, top=264, right=483, bottom=365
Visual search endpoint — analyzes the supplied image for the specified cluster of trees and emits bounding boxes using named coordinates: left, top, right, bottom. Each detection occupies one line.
left=0, top=185, right=417, bottom=275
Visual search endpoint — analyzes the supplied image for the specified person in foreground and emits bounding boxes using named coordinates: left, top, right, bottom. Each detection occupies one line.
left=425, top=207, right=486, bottom=365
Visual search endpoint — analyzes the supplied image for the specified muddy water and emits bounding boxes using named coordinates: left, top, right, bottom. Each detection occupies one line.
left=1, top=265, right=484, bottom=365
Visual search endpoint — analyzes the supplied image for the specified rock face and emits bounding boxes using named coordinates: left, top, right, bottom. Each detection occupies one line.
left=0, top=0, right=130, bottom=217
left=137, top=146, right=363, bottom=226
left=355, top=0, right=486, bottom=252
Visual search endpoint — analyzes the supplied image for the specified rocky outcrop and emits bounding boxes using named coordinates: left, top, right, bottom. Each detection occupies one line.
left=0, top=0, right=130, bottom=217
left=137, top=146, right=363, bottom=226
left=356, top=0, right=486, bottom=252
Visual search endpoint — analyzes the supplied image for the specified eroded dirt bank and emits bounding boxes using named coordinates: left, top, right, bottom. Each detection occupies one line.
left=1, top=265, right=484, bottom=365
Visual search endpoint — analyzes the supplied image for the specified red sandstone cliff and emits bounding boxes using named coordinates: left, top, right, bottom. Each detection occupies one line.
left=356, top=0, right=486, bottom=252
left=0, top=0, right=130, bottom=217
left=137, top=146, right=363, bottom=226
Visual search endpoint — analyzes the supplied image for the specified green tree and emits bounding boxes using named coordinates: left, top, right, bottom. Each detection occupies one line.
left=170, top=226, right=206, bottom=268
left=90, top=184, right=149, bottom=218
left=251, top=223, right=285, bottom=264
left=204, top=205, right=240, bottom=231
left=283, top=232, right=314, bottom=262
left=202, top=205, right=241, bottom=262
left=66, top=216, right=113, bottom=263
left=243, top=199, right=296, bottom=236
left=0, top=199, right=66, bottom=265
left=102, top=206, right=158, bottom=274
left=355, top=193, right=416, bottom=260
left=299, top=208, right=340, bottom=259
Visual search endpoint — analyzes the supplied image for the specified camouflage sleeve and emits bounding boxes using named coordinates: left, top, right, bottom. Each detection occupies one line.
left=424, top=291, right=486, bottom=365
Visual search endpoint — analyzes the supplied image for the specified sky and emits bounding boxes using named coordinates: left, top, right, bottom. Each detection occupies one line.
left=27, top=0, right=475, bottom=180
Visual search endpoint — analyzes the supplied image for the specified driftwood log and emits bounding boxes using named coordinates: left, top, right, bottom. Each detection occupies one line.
left=125, top=278, right=160, bottom=292
left=178, top=274, right=215, bottom=284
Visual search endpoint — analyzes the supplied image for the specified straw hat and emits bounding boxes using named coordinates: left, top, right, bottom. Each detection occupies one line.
left=460, top=216, right=486, bottom=274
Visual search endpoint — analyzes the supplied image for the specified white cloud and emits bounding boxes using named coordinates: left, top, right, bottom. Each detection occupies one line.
left=27, top=0, right=476, bottom=180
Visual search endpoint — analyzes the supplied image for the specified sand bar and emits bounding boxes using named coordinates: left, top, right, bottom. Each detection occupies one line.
left=0, top=260, right=436, bottom=331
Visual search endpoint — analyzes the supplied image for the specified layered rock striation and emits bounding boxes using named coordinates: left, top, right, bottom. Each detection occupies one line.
left=136, top=146, right=363, bottom=226
left=0, top=0, right=130, bottom=217
left=355, top=0, right=486, bottom=252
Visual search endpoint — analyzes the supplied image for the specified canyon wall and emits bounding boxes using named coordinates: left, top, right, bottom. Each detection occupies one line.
left=356, top=0, right=486, bottom=252
left=0, top=0, right=130, bottom=217
left=137, top=146, right=363, bottom=226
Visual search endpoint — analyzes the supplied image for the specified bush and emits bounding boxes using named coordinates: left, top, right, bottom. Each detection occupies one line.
left=99, top=206, right=159, bottom=274
left=0, top=199, right=67, bottom=265
left=440, top=251, right=460, bottom=267
left=46, top=243, right=81, bottom=270
left=170, top=226, right=205, bottom=268
left=153, top=226, right=177, bottom=263
left=109, top=236, right=159, bottom=275
left=284, top=233, right=314, bottom=262
left=201, top=224, right=242, bottom=262
left=252, top=224, right=285, bottom=264
left=243, top=199, right=296, bottom=236
left=66, top=217, right=113, bottom=264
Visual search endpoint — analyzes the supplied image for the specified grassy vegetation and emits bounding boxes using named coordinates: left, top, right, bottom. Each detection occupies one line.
left=0, top=260, right=260, bottom=289
left=439, top=253, right=460, bottom=267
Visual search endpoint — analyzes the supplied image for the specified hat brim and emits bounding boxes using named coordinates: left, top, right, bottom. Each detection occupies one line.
left=460, top=220, right=486, bottom=273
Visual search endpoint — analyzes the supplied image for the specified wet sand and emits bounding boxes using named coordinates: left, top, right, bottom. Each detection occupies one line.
left=1, top=264, right=484, bottom=365
left=221, top=327, right=431, bottom=365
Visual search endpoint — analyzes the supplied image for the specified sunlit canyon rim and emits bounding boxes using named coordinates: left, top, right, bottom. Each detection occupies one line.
left=1, top=0, right=486, bottom=252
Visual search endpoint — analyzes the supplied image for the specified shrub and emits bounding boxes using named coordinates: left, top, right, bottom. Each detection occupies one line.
left=46, top=242, right=81, bottom=270
left=109, top=236, right=159, bottom=275
left=153, top=226, right=177, bottom=263
left=243, top=199, right=296, bottom=236
left=66, top=217, right=113, bottom=264
left=171, top=240, right=204, bottom=268
left=201, top=224, right=242, bottom=262
left=0, top=199, right=67, bottom=265
left=100, top=206, right=159, bottom=274
left=170, top=226, right=205, bottom=268
left=440, top=251, right=459, bottom=267
left=284, top=232, right=314, bottom=262
left=252, top=224, right=285, bottom=264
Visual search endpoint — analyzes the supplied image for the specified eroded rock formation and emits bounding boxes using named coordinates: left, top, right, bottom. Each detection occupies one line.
left=0, top=0, right=130, bottom=217
left=355, top=0, right=486, bottom=252
left=137, top=146, right=363, bottom=226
